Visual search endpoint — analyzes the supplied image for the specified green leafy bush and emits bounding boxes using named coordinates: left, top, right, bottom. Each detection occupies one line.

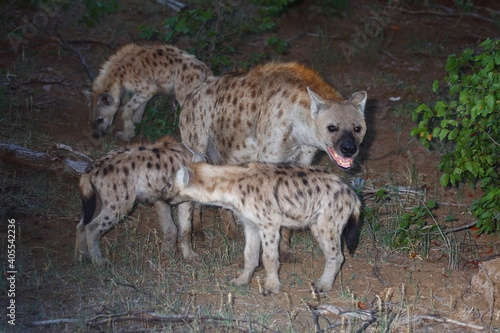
left=139, top=0, right=297, bottom=73
left=135, top=103, right=180, bottom=141
left=412, top=39, right=500, bottom=233
left=80, top=0, right=120, bottom=27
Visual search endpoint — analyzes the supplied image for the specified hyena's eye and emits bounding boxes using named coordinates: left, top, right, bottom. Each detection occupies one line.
left=327, top=125, right=338, bottom=133
left=354, top=126, right=362, bottom=133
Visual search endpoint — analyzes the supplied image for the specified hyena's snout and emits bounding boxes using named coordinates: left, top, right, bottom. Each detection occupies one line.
left=340, top=138, right=358, bottom=157
left=92, top=117, right=108, bottom=138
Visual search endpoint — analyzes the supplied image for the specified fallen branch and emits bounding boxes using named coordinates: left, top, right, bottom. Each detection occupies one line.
left=0, top=141, right=90, bottom=178
left=31, top=319, right=80, bottom=325
left=395, top=6, right=497, bottom=24
left=32, top=310, right=278, bottom=332
left=399, top=314, right=485, bottom=330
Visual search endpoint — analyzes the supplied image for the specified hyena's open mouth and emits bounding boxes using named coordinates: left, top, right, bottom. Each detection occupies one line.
left=327, top=145, right=354, bottom=169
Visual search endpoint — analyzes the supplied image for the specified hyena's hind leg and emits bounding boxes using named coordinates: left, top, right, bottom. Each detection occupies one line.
left=177, top=202, right=200, bottom=261
left=309, top=218, right=344, bottom=292
left=117, top=90, right=154, bottom=141
left=85, top=208, right=120, bottom=266
left=75, top=218, right=90, bottom=262
left=230, top=221, right=261, bottom=287
left=154, top=200, right=178, bottom=257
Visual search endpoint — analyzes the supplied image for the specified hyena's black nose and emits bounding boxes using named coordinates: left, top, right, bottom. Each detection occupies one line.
left=340, top=140, right=357, bottom=157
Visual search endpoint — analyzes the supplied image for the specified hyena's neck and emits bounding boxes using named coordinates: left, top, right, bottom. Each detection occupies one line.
left=290, top=112, right=318, bottom=147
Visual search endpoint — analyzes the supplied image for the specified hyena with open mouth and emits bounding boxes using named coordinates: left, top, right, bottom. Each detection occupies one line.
left=180, top=62, right=366, bottom=261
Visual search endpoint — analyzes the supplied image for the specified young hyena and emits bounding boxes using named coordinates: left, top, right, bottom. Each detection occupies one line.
left=87, top=43, right=212, bottom=141
left=180, top=62, right=367, bottom=260
left=74, top=135, right=205, bottom=266
left=162, top=162, right=361, bottom=296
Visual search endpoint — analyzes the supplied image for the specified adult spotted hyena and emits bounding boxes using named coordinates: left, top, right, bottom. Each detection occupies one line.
left=180, top=62, right=367, bottom=259
left=74, top=135, right=205, bottom=266
left=87, top=43, right=211, bottom=141
left=162, top=162, right=361, bottom=296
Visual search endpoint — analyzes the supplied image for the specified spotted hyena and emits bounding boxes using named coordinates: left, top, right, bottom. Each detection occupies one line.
left=162, top=162, right=361, bottom=295
left=180, top=62, right=366, bottom=259
left=87, top=43, right=212, bottom=141
left=74, top=135, right=205, bottom=266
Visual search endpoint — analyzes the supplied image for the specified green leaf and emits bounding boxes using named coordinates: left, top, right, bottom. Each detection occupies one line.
left=465, top=161, right=473, bottom=174
left=432, top=80, right=439, bottom=92
left=439, top=128, right=449, bottom=140
left=440, top=173, right=449, bottom=187
left=484, top=60, right=494, bottom=72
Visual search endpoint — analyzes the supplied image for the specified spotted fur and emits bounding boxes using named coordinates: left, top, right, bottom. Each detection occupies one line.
left=162, top=162, right=361, bottom=295
left=88, top=43, right=212, bottom=141
left=74, top=135, right=204, bottom=266
left=180, top=62, right=366, bottom=260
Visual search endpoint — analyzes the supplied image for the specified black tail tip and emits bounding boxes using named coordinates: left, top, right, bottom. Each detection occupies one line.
left=344, top=214, right=362, bottom=255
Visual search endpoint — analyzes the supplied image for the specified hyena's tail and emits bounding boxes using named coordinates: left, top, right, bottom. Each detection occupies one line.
left=79, top=173, right=99, bottom=225
left=343, top=196, right=362, bottom=255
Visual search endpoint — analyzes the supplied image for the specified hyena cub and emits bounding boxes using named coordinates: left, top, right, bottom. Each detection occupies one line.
left=87, top=43, right=211, bottom=141
left=162, top=162, right=361, bottom=295
left=75, top=135, right=205, bottom=266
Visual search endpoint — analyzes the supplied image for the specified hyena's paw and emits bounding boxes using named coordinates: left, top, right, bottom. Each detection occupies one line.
left=74, top=251, right=91, bottom=263
left=91, top=256, right=109, bottom=267
left=312, top=280, right=333, bottom=293
left=161, top=242, right=179, bottom=257
left=182, top=251, right=200, bottom=262
left=262, top=280, right=280, bottom=296
left=229, top=275, right=250, bottom=287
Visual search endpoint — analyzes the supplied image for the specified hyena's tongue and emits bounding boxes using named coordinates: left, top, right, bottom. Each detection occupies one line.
left=327, top=146, right=353, bottom=169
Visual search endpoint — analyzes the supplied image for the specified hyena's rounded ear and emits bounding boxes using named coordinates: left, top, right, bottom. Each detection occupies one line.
left=82, top=89, right=93, bottom=103
left=97, top=93, right=114, bottom=107
left=192, top=152, right=206, bottom=163
left=349, top=91, right=367, bottom=115
left=307, top=87, right=327, bottom=119
left=177, top=164, right=193, bottom=186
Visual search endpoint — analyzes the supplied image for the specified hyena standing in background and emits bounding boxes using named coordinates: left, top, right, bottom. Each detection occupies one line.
left=74, top=135, right=205, bottom=266
left=86, top=43, right=212, bottom=141
left=162, top=162, right=361, bottom=296
left=180, top=62, right=367, bottom=261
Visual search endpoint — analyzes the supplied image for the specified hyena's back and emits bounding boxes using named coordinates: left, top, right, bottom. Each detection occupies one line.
left=79, top=135, right=192, bottom=223
left=93, top=43, right=211, bottom=104
left=180, top=62, right=350, bottom=164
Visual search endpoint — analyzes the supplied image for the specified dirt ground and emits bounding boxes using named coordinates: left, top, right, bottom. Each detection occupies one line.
left=1, top=0, right=500, bottom=332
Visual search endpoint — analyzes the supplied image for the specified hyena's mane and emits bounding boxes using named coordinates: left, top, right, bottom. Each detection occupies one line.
left=257, top=62, right=343, bottom=101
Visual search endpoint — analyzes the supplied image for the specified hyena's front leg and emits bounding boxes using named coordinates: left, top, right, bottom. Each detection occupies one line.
left=177, top=201, right=200, bottom=261
left=260, top=226, right=281, bottom=296
left=117, top=92, right=153, bottom=141
left=309, top=220, right=344, bottom=292
left=230, top=221, right=260, bottom=287
left=155, top=200, right=178, bottom=257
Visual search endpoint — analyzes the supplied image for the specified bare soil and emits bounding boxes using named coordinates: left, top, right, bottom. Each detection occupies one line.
left=1, top=0, right=499, bottom=332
